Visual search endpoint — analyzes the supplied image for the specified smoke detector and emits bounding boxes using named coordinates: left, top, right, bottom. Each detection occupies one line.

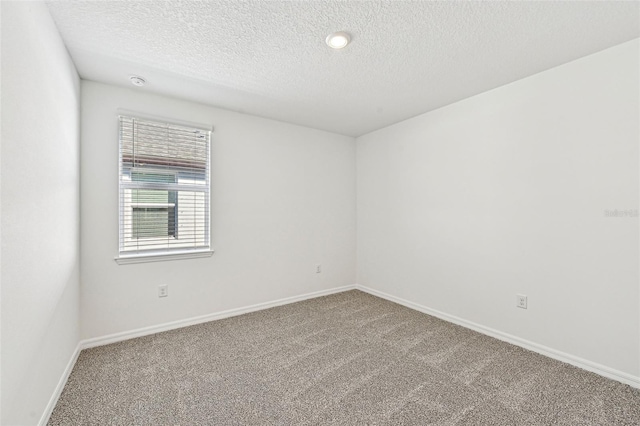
left=129, top=76, right=146, bottom=87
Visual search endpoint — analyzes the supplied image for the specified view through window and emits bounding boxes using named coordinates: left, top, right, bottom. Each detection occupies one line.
left=118, top=115, right=211, bottom=257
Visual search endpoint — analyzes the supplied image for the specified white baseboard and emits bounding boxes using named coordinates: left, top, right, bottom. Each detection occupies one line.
left=38, top=284, right=356, bottom=425
left=355, top=284, right=640, bottom=389
left=81, top=284, right=356, bottom=349
left=38, top=342, right=82, bottom=426
left=40, top=282, right=638, bottom=425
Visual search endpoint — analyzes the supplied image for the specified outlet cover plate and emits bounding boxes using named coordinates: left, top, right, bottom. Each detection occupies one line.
left=158, top=285, right=169, bottom=298
left=516, top=294, right=527, bottom=309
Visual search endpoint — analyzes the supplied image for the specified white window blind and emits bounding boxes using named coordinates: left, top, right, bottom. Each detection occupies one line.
left=118, top=115, right=211, bottom=257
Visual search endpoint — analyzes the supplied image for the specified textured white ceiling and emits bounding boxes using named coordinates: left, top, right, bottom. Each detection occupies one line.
left=46, top=1, right=639, bottom=137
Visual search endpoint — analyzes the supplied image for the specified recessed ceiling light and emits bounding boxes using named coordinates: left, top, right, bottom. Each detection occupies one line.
left=326, top=31, right=351, bottom=49
left=129, top=75, right=146, bottom=87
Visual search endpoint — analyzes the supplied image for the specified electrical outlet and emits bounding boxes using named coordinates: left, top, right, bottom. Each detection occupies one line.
left=158, top=285, right=169, bottom=298
left=316, top=264, right=322, bottom=274
left=516, top=294, right=527, bottom=309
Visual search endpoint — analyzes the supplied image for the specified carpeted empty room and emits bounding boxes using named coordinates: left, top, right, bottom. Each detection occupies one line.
left=3, top=1, right=640, bottom=425
left=50, top=291, right=639, bottom=425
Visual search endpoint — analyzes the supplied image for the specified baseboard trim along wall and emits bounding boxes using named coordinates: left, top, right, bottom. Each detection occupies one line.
left=355, top=284, right=640, bottom=389
left=39, top=342, right=83, bottom=426
left=40, top=282, right=639, bottom=425
left=81, top=285, right=357, bottom=349
left=39, top=284, right=356, bottom=425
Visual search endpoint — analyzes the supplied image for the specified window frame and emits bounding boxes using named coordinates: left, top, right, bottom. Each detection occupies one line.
left=115, top=113, right=214, bottom=264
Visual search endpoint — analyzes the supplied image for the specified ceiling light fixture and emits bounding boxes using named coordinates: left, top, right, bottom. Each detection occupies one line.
left=129, top=75, right=146, bottom=87
left=326, top=31, right=351, bottom=49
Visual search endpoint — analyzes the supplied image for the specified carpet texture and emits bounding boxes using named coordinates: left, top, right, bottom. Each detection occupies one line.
left=49, top=290, right=640, bottom=425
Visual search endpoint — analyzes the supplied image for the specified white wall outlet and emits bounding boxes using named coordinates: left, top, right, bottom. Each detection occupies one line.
left=516, top=294, right=527, bottom=309
left=316, top=264, right=322, bottom=274
left=158, top=285, right=169, bottom=298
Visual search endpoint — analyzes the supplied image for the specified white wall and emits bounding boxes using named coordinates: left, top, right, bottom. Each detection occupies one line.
left=81, top=81, right=356, bottom=340
left=1, top=3, right=633, bottom=419
left=1, top=2, right=81, bottom=425
left=357, top=40, right=639, bottom=378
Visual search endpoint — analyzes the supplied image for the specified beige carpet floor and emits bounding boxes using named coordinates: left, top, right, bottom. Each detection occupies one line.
left=49, top=290, right=640, bottom=425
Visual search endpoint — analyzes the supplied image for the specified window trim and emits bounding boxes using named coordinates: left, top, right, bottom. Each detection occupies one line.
left=115, top=249, right=214, bottom=265
left=115, top=112, right=213, bottom=263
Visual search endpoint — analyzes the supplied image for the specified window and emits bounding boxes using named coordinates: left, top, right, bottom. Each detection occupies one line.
left=118, top=115, right=211, bottom=260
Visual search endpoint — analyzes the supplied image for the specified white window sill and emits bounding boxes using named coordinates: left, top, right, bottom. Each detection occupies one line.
left=115, top=249, right=214, bottom=265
